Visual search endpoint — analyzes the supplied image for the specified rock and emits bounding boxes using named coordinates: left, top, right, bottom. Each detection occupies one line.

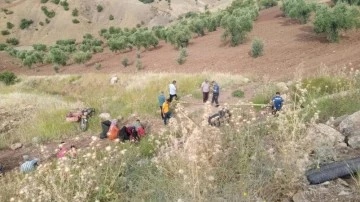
left=10, top=143, right=22, bottom=150
left=276, top=82, right=289, bottom=92
left=292, top=191, right=307, bottom=202
left=335, top=142, right=348, bottom=149
left=338, top=191, right=350, bottom=196
left=305, top=124, right=345, bottom=150
left=99, top=113, right=111, bottom=120
left=348, top=136, right=360, bottom=149
left=339, top=111, right=360, bottom=137
left=332, top=115, right=348, bottom=128
left=243, top=78, right=250, bottom=83
left=336, top=178, right=349, bottom=187
left=110, top=76, right=118, bottom=85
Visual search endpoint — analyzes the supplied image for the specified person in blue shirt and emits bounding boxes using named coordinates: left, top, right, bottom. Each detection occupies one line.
left=272, top=92, right=284, bottom=114
left=20, top=155, right=39, bottom=173
left=211, top=81, right=220, bottom=107
left=158, top=91, right=166, bottom=119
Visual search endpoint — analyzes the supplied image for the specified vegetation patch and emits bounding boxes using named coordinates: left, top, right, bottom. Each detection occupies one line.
left=251, top=38, right=264, bottom=58
left=0, top=71, right=17, bottom=85
left=232, top=89, right=245, bottom=98
left=19, top=19, right=34, bottom=29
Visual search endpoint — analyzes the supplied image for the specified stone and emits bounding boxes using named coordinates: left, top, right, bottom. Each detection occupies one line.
left=98, top=113, right=111, bottom=120
left=339, top=111, right=360, bottom=137
left=110, top=76, right=118, bottom=85
left=336, top=178, right=349, bottom=187
left=332, top=115, right=349, bottom=128
left=10, top=143, right=22, bottom=150
left=338, top=191, right=350, bottom=196
left=292, top=191, right=307, bottom=202
left=276, top=82, right=289, bottom=92
left=348, top=136, right=360, bottom=149
left=305, top=123, right=345, bottom=149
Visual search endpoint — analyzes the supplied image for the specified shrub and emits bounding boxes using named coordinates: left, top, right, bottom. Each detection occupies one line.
left=20, top=19, right=34, bottom=29
left=138, top=0, right=154, bottom=3
left=6, top=22, right=14, bottom=29
left=53, top=65, right=60, bottom=73
left=41, top=6, right=56, bottom=18
left=72, top=51, right=92, bottom=64
left=6, top=38, right=19, bottom=45
left=166, top=26, right=192, bottom=48
left=177, top=48, right=187, bottom=65
left=45, top=48, right=69, bottom=65
left=60, top=0, right=69, bottom=10
left=260, top=0, right=278, bottom=9
left=122, top=57, right=129, bottom=67
left=0, top=71, right=17, bottom=85
left=232, top=89, right=245, bottom=98
left=2, top=8, right=14, bottom=15
left=39, top=22, right=44, bottom=26
left=33, top=44, right=47, bottom=51
left=281, top=0, right=313, bottom=24
left=72, top=19, right=80, bottom=24
left=97, top=5, right=103, bottom=12
left=0, top=43, right=7, bottom=51
left=45, top=18, right=50, bottom=24
left=314, top=3, right=360, bottom=42
left=41, top=0, right=49, bottom=3
left=51, top=0, right=60, bottom=4
left=136, top=58, right=143, bottom=70
left=331, top=0, right=360, bottom=5
left=251, top=38, right=264, bottom=58
left=109, top=15, right=114, bottom=20
left=189, top=18, right=206, bottom=36
left=95, top=63, right=102, bottom=70
left=72, top=8, right=78, bottom=16
left=108, top=36, right=131, bottom=52
left=1, top=30, right=10, bottom=36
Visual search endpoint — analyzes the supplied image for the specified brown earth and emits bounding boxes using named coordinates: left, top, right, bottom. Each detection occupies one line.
left=2, top=6, right=359, bottom=81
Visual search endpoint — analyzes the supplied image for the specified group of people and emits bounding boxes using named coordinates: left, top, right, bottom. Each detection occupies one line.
left=158, top=79, right=221, bottom=125
left=100, top=119, right=146, bottom=142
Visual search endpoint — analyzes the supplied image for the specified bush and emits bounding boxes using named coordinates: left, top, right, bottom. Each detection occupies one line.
left=0, top=43, right=7, bottom=51
left=122, top=57, right=129, bottom=67
left=41, top=0, right=49, bottom=3
left=0, top=71, right=17, bottom=85
left=177, top=48, right=187, bottom=65
left=72, top=8, right=78, bottom=16
left=39, top=21, right=44, bottom=26
left=314, top=3, right=360, bottom=42
left=45, top=48, right=69, bottom=65
left=136, top=58, right=143, bottom=70
left=72, top=51, right=92, bottom=64
left=97, top=5, right=103, bottom=12
left=33, top=44, right=47, bottom=51
left=6, top=22, right=14, bottom=29
left=20, top=19, right=34, bottom=29
left=232, top=89, right=245, bottom=98
left=95, top=63, right=102, bottom=70
left=53, top=65, right=60, bottom=73
left=41, top=6, right=56, bottom=18
left=45, top=18, right=50, bottom=24
left=60, top=0, right=69, bottom=10
left=72, top=19, right=80, bottom=24
left=260, top=0, right=278, bottom=9
left=331, top=0, right=360, bottom=5
left=1, top=30, right=10, bottom=36
left=281, top=0, right=313, bottom=24
left=6, top=38, right=19, bottom=45
left=51, top=0, right=60, bottom=4
left=109, top=15, right=114, bottom=20
left=189, top=18, right=206, bottom=36
left=251, top=38, right=264, bottom=58
left=138, top=0, right=154, bottom=3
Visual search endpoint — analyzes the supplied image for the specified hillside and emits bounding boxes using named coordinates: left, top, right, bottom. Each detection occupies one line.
left=0, top=0, right=232, bottom=45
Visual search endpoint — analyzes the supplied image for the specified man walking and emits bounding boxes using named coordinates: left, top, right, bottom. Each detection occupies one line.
left=158, top=91, right=166, bottom=118
left=271, top=92, right=284, bottom=115
left=211, top=81, right=220, bottom=107
left=162, top=99, right=171, bottom=125
left=169, top=80, right=177, bottom=102
left=201, top=79, right=210, bottom=103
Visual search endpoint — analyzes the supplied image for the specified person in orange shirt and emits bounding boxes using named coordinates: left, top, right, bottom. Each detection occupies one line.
left=107, top=119, right=120, bottom=140
left=162, top=99, right=172, bottom=125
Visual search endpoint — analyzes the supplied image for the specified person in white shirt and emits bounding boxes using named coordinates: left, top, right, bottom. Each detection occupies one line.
left=169, top=80, right=177, bottom=101
left=201, top=79, right=210, bottom=103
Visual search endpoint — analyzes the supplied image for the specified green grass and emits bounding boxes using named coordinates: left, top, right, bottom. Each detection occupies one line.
left=232, top=89, right=245, bottom=98
left=251, top=84, right=279, bottom=110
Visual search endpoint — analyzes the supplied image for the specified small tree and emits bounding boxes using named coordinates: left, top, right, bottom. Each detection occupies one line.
left=136, top=58, right=143, bottom=70
left=33, top=44, right=47, bottom=51
left=121, top=57, right=129, bottom=67
left=221, top=10, right=254, bottom=46
left=72, top=19, right=80, bottom=24
left=109, top=15, right=114, bottom=20
left=6, top=38, right=19, bottom=45
left=0, top=43, right=7, bottom=51
left=72, top=8, right=79, bottom=17
left=0, top=71, right=17, bottom=85
left=97, top=5, right=103, bottom=12
left=72, top=51, right=92, bottom=64
left=177, top=48, right=188, bottom=65
left=6, top=22, right=14, bottom=29
left=281, top=0, right=313, bottom=24
left=1, top=30, right=10, bottom=36
left=19, top=19, right=34, bottom=29
left=251, top=38, right=264, bottom=58
left=314, top=3, right=360, bottom=42
left=46, top=48, right=69, bottom=65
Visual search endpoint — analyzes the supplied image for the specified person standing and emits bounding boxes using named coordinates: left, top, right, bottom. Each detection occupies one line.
left=201, top=79, right=210, bottom=103
left=271, top=92, right=284, bottom=115
left=211, top=81, right=220, bottom=107
left=169, top=80, right=177, bottom=102
left=162, top=99, right=171, bottom=125
left=158, top=91, right=166, bottom=118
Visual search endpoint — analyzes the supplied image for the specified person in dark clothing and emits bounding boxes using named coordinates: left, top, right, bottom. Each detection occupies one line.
left=211, top=81, right=220, bottom=107
left=271, top=92, right=284, bottom=115
left=100, top=120, right=111, bottom=139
